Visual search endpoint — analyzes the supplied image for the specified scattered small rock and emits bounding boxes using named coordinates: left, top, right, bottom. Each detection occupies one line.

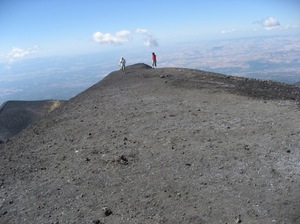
left=286, top=150, right=291, bottom=153
left=86, top=157, right=91, bottom=162
left=244, top=145, right=250, bottom=150
left=93, top=220, right=103, bottom=224
left=235, top=215, right=242, bottom=223
left=160, top=75, right=166, bottom=78
left=2, top=211, right=8, bottom=216
left=103, top=207, right=112, bottom=216
left=119, top=155, right=129, bottom=165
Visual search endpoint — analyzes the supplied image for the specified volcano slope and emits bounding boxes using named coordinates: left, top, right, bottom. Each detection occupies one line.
left=1, top=63, right=300, bottom=223
left=0, top=100, right=64, bottom=143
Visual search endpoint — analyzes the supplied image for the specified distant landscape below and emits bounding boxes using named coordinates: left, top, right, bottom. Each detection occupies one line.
left=1, top=35, right=299, bottom=106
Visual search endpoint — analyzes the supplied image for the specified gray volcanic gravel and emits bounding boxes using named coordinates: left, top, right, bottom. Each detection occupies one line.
left=1, top=64, right=300, bottom=223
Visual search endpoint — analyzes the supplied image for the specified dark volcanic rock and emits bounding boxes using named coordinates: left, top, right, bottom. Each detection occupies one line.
left=0, top=64, right=299, bottom=224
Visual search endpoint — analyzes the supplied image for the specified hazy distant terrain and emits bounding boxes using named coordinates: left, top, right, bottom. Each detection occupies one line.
left=1, top=35, right=299, bottom=105
left=160, top=35, right=300, bottom=84
left=0, top=54, right=115, bottom=105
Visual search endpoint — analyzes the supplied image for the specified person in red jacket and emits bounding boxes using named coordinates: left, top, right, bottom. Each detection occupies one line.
left=152, top=52, right=157, bottom=68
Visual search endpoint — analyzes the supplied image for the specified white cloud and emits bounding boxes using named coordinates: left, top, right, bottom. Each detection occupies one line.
left=136, top=28, right=151, bottom=35
left=4, top=46, right=39, bottom=63
left=221, top=29, right=236, bottom=34
left=9, top=47, right=29, bottom=58
left=92, top=30, right=131, bottom=44
left=262, top=16, right=280, bottom=27
left=274, top=24, right=299, bottom=31
left=92, top=28, right=158, bottom=47
left=255, top=16, right=280, bottom=30
left=0, top=88, right=23, bottom=97
left=136, top=28, right=159, bottom=47
left=116, top=30, right=131, bottom=37
left=144, top=37, right=159, bottom=47
left=253, top=17, right=300, bottom=32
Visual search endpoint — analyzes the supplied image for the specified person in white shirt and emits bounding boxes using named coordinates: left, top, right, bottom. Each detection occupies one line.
left=119, top=57, right=126, bottom=74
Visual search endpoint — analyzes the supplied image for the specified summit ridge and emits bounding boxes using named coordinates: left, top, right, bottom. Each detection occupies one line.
left=0, top=64, right=300, bottom=223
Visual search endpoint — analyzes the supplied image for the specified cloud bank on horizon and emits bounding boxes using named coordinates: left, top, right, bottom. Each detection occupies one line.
left=135, top=28, right=159, bottom=47
left=221, top=16, right=298, bottom=35
left=92, top=30, right=131, bottom=45
left=261, top=16, right=280, bottom=29
left=253, top=16, right=281, bottom=31
left=92, top=28, right=159, bottom=47
left=2, top=46, right=40, bottom=64
left=254, top=16, right=299, bottom=31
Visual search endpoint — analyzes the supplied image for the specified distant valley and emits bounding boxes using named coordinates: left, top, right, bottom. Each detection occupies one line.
left=160, top=35, right=300, bottom=84
left=0, top=35, right=299, bottom=106
left=0, top=54, right=116, bottom=105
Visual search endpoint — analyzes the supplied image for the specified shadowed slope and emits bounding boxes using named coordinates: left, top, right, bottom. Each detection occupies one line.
left=0, top=64, right=299, bottom=223
left=0, top=100, right=64, bottom=142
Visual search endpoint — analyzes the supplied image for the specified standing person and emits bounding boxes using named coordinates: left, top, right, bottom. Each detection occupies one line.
left=119, top=56, right=126, bottom=73
left=152, top=52, right=157, bottom=68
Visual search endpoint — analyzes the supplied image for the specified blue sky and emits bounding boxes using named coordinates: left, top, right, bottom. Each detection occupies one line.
left=1, top=0, right=300, bottom=62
